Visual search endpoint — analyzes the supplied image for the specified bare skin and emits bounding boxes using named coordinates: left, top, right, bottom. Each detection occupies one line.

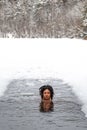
left=41, top=89, right=52, bottom=111
left=39, top=86, right=54, bottom=112
left=42, top=89, right=51, bottom=101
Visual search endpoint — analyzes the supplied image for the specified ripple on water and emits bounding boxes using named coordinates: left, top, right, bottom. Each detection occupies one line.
left=0, top=79, right=87, bottom=130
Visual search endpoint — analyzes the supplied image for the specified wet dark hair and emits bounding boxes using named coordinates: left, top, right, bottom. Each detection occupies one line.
left=40, top=101, right=54, bottom=112
left=39, top=85, right=54, bottom=99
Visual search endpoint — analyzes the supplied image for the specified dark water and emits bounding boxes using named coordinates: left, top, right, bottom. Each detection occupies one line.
left=0, top=79, right=87, bottom=130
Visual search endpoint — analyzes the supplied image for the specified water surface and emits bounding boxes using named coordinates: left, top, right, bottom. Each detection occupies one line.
left=0, top=79, right=87, bottom=130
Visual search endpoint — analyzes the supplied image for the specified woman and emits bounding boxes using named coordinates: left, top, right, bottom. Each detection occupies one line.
left=39, top=85, right=54, bottom=112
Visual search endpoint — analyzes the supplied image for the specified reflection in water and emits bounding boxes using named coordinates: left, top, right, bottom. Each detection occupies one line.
left=40, top=101, right=54, bottom=112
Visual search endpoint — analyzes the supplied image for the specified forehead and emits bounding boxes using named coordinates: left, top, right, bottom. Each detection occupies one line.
left=43, top=89, right=50, bottom=93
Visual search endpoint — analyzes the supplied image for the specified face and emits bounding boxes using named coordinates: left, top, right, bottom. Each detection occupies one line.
left=43, top=89, right=51, bottom=100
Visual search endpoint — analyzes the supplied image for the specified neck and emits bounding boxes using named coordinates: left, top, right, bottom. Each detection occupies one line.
left=42, top=98, right=52, bottom=103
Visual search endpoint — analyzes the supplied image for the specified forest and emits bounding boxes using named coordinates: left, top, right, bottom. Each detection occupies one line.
left=0, top=0, right=87, bottom=38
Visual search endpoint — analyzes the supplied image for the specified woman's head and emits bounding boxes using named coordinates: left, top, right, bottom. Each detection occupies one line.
left=39, top=85, right=54, bottom=100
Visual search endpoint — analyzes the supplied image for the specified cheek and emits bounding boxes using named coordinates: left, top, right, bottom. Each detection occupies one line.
left=43, top=93, right=47, bottom=96
left=48, top=93, right=50, bottom=96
